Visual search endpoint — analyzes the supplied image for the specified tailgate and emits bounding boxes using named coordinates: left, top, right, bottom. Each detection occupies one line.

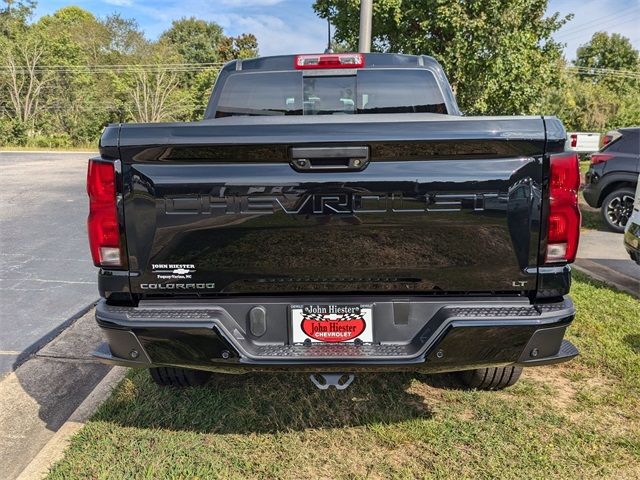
left=118, top=115, right=552, bottom=296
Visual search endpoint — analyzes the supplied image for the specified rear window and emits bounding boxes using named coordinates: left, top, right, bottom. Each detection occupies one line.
left=215, top=69, right=447, bottom=118
left=602, top=130, right=639, bottom=154
left=215, top=72, right=302, bottom=117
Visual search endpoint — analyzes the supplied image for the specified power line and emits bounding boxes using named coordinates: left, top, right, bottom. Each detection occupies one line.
left=568, top=66, right=640, bottom=75
left=566, top=66, right=640, bottom=79
left=0, top=62, right=226, bottom=74
left=1, top=63, right=638, bottom=79
left=0, top=67, right=224, bottom=74
left=555, top=4, right=640, bottom=39
left=4, top=63, right=225, bottom=68
left=558, top=16, right=640, bottom=44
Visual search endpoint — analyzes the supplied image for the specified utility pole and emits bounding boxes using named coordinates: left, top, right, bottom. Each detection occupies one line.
left=325, top=19, right=334, bottom=53
left=358, top=0, right=373, bottom=53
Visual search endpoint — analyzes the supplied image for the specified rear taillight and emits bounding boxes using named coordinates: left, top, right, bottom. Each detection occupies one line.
left=295, top=53, right=365, bottom=69
left=569, top=134, right=578, bottom=148
left=590, top=153, right=614, bottom=165
left=87, top=159, right=122, bottom=267
left=546, top=152, right=581, bottom=263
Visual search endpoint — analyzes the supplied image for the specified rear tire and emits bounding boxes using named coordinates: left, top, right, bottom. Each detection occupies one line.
left=458, top=365, right=523, bottom=390
left=149, top=367, right=212, bottom=387
left=601, top=188, right=635, bottom=233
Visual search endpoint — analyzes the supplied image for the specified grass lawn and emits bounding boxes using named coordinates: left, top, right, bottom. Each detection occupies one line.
left=579, top=159, right=590, bottom=177
left=48, top=273, right=639, bottom=479
left=580, top=193, right=604, bottom=231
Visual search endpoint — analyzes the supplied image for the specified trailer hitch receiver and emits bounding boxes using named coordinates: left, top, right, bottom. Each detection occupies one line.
left=309, top=373, right=355, bottom=390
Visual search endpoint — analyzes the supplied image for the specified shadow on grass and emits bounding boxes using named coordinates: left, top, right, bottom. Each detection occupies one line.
left=623, top=334, right=640, bottom=354
left=580, top=208, right=604, bottom=231
left=93, top=370, right=464, bottom=434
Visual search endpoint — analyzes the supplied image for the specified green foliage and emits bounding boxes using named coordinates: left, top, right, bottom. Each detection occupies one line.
left=314, top=0, right=570, bottom=115
left=218, top=33, right=259, bottom=61
left=574, top=31, right=640, bottom=103
left=160, top=17, right=225, bottom=65
left=0, top=116, right=27, bottom=144
left=542, top=71, right=619, bottom=131
left=190, top=69, right=220, bottom=118
left=0, top=3, right=258, bottom=147
left=576, top=32, right=638, bottom=73
left=102, top=14, right=145, bottom=58
left=541, top=31, right=640, bottom=131
left=314, top=1, right=639, bottom=131
left=0, top=0, right=35, bottom=37
left=2, top=0, right=637, bottom=148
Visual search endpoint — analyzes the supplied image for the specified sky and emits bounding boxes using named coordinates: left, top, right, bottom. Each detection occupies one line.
left=33, top=0, right=640, bottom=60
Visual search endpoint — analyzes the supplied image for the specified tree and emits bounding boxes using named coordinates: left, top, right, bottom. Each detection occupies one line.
left=189, top=69, right=217, bottom=118
left=39, top=6, right=109, bottom=64
left=1, top=5, right=256, bottom=144
left=541, top=32, right=640, bottom=132
left=0, top=0, right=35, bottom=37
left=160, top=18, right=225, bottom=65
left=0, top=0, right=39, bottom=143
left=115, top=41, right=190, bottom=123
left=217, top=33, right=259, bottom=62
left=160, top=18, right=258, bottom=119
left=574, top=32, right=639, bottom=95
left=314, top=0, right=570, bottom=115
left=103, top=14, right=145, bottom=58
left=0, top=27, right=52, bottom=130
left=35, top=7, right=112, bottom=143
left=576, top=32, right=639, bottom=73
left=542, top=70, right=619, bottom=131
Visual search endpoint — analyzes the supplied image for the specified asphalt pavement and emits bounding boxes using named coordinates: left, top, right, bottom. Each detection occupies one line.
left=0, top=151, right=99, bottom=375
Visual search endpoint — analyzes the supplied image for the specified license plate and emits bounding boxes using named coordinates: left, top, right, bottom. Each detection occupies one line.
left=291, top=304, right=373, bottom=343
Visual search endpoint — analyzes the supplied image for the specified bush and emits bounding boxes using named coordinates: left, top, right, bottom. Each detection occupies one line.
left=0, top=119, right=28, bottom=146
left=29, top=133, right=74, bottom=149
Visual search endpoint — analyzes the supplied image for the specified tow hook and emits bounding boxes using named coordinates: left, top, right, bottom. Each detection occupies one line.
left=309, top=373, right=355, bottom=390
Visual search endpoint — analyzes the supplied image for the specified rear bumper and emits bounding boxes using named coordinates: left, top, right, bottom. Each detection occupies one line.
left=93, top=296, right=578, bottom=373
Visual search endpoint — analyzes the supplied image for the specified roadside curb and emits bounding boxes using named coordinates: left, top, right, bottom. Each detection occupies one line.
left=574, top=260, right=639, bottom=299
left=15, top=366, right=126, bottom=480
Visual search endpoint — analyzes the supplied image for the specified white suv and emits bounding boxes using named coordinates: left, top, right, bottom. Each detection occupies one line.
left=623, top=176, right=640, bottom=265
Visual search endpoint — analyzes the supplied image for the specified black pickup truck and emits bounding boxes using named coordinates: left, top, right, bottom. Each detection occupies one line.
left=89, top=53, right=581, bottom=390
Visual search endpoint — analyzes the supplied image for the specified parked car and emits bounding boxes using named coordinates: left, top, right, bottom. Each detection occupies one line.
left=623, top=177, right=640, bottom=264
left=584, top=127, right=640, bottom=232
left=88, top=52, right=581, bottom=392
left=565, top=132, right=600, bottom=154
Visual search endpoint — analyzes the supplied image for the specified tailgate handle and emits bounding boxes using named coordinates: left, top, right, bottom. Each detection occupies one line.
left=290, top=146, right=369, bottom=171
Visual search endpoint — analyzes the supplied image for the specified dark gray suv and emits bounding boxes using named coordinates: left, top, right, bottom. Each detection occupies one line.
left=584, top=127, right=640, bottom=232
